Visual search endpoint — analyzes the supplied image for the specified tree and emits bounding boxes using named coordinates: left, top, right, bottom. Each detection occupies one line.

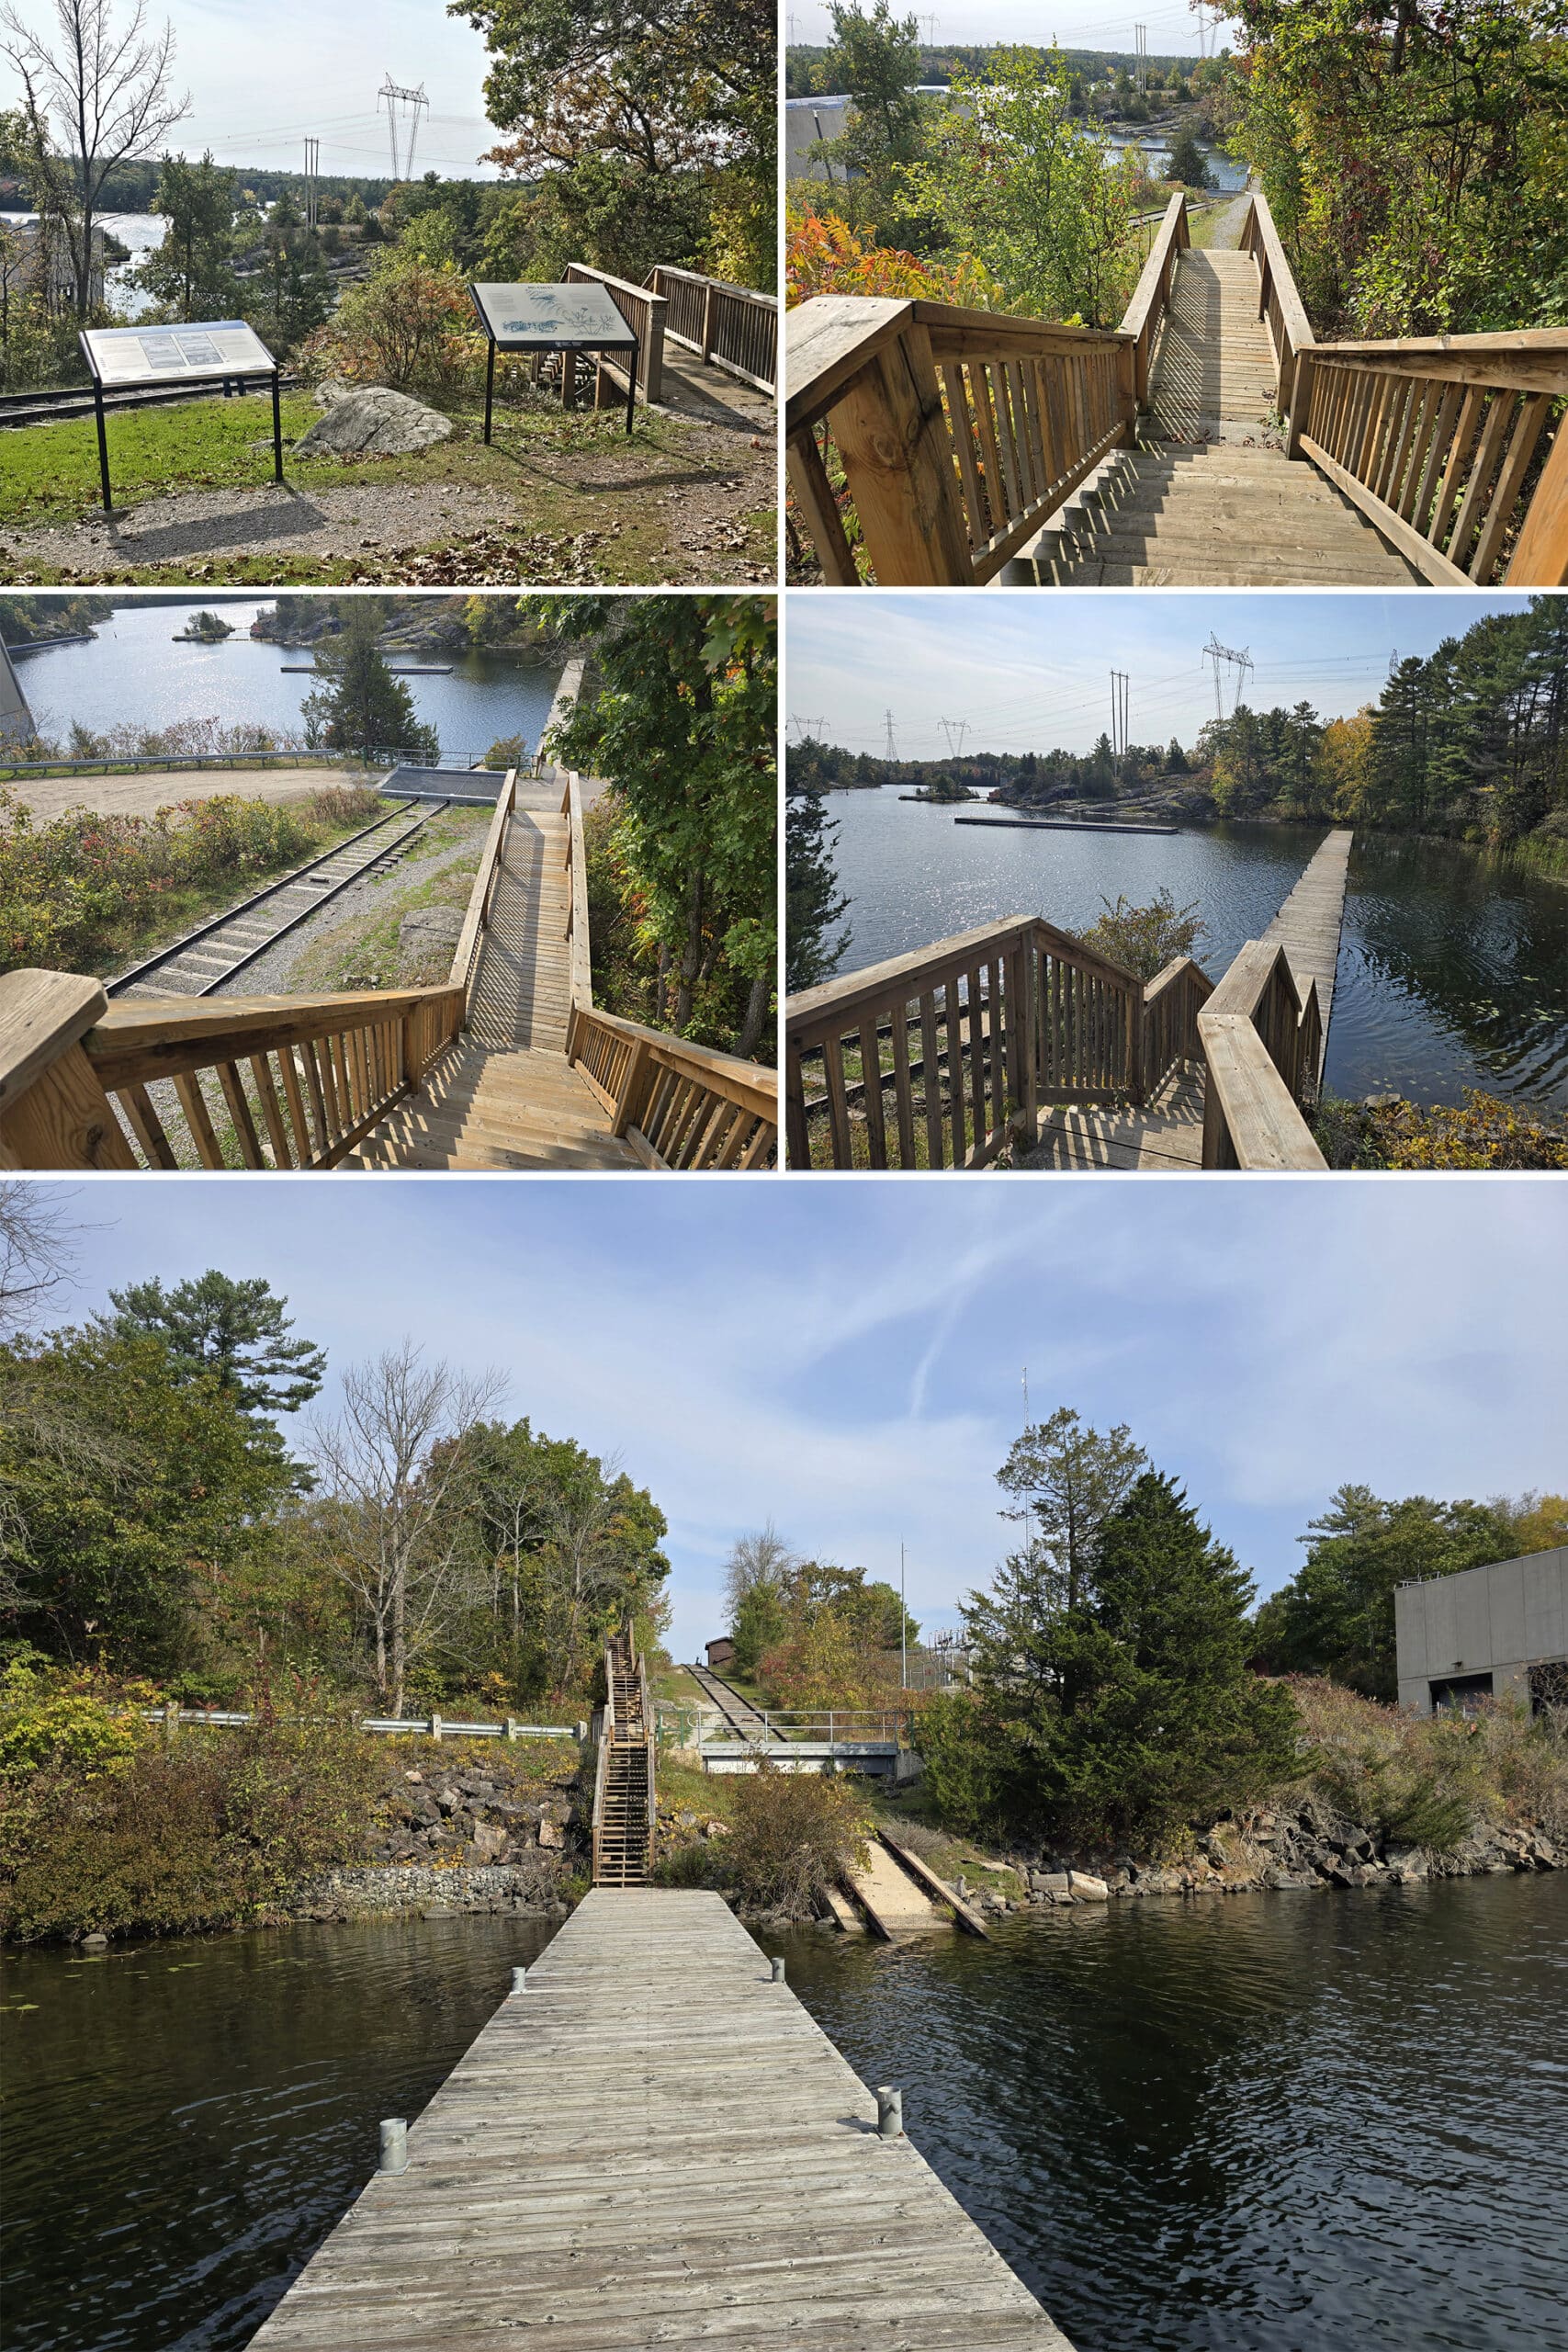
left=136, top=149, right=238, bottom=321
left=541, top=596, right=775, bottom=1058
left=817, top=0, right=932, bottom=239
left=991, top=1407, right=1148, bottom=1623
left=722, top=1521, right=800, bottom=1622
left=307, top=1343, right=506, bottom=1717
left=0, top=0, right=188, bottom=320
left=1165, top=129, right=1212, bottom=187
left=302, top=604, right=436, bottom=762
left=906, top=49, right=1145, bottom=327
left=0, top=1183, right=78, bottom=1336
left=105, top=1272, right=326, bottom=1416
left=454, top=0, right=775, bottom=288
left=1252, top=1485, right=1529, bottom=1697
left=785, top=759, right=850, bottom=990
left=0, top=1322, right=295, bottom=1673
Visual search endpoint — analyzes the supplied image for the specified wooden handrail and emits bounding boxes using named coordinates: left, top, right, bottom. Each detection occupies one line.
left=0, top=967, right=466, bottom=1170
left=448, top=766, right=518, bottom=1006
left=785, top=295, right=1136, bottom=584
left=784, top=916, right=1160, bottom=1170
left=564, top=263, right=665, bottom=403
left=1239, top=191, right=1315, bottom=429
left=1198, top=939, right=1325, bottom=1169
left=561, top=772, right=592, bottom=1015
left=649, top=265, right=777, bottom=393
left=590, top=1639, right=615, bottom=1887
left=1120, top=192, right=1190, bottom=409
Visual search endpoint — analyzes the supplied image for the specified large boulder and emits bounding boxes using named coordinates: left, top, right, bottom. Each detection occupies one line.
left=294, top=382, right=454, bottom=456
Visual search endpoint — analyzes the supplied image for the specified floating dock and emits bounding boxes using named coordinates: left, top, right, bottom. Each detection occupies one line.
left=246, top=1888, right=1076, bottom=2351
left=953, top=814, right=1179, bottom=834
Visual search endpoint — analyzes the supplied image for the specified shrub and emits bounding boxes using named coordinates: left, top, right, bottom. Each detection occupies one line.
left=0, top=784, right=384, bottom=974
left=298, top=246, right=483, bottom=397
left=911, top=1690, right=1010, bottom=1836
left=721, top=1761, right=871, bottom=1910
left=0, top=1697, right=375, bottom=1941
left=0, top=1658, right=154, bottom=1780
left=1077, top=890, right=1207, bottom=983
left=1288, top=1677, right=1568, bottom=1850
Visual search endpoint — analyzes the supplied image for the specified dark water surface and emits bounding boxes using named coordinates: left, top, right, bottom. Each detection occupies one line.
left=824, top=788, right=1568, bottom=1107
left=3, top=1877, right=1565, bottom=2352
left=11, top=602, right=562, bottom=774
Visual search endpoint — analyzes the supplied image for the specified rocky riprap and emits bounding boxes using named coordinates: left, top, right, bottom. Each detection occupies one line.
left=288, top=1759, right=586, bottom=1919
left=975, top=1800, right=1562, bottom=1916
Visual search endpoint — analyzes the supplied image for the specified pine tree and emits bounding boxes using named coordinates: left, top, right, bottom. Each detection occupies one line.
left=785, top=758, right=851, bottom=989
left=105, top=1270, right=327, bottom=1415
left=302, top=605, right=436, bottom=762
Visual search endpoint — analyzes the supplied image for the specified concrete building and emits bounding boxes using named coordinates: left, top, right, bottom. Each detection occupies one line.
left=1395, top=1546, right=1568, bottom=1715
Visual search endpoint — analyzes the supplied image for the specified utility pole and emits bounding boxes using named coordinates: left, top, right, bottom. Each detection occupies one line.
left=1110, top=669, right=1130, bottom=757
left=1203, top=632, right=1253, bottom=724
left=883, top=708, right=899, bottom=761
left=303, top=137, right=320, bottom=231
left=900, top=1541, right=908, bottom=1690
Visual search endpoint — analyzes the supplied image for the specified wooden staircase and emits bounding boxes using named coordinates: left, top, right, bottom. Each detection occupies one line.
left=593, top=1631, right=655, bottom=1888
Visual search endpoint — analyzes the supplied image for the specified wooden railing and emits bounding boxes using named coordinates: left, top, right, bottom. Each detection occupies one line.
left=0, top=967, right=466, bottom=1170
left=1197, top=940, right=1326, bottom=1170
left=1121, top=192, right=1190, bottom=408
left=590, top=1638, right=615, bottom=1887
left=564, top=263, right=665, bottom=404
left=1242, top=192, right=1315, bottom=423
left=783, top=915, right=1200, bottom=1170
left=558, top=769, right=779, bottom=1169
left=1287, top=333, right=1568, bottom=584
left=649, top=266, right=777, bottom=394
left=448, top=765, right=518, bottom=999
left=785, top=296, right=1136, bottom=584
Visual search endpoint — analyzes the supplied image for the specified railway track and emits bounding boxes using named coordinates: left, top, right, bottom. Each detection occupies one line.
left=0, top=374, right=299, bottom=431
left=107, top=797, right=450, bottom=1000
left=689, top=1661, right=774, bottom=1745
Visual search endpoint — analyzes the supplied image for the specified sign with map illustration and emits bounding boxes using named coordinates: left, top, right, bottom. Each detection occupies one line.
left=468, top=283, right=637, bottom=351
left=81, top=322, right=277, bottom=388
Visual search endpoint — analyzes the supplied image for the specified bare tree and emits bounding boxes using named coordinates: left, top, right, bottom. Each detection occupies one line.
left=307, top=1342, right=506, bottom=1717
left=0, top=1182, right=80, bottom=1334
left=1, top=0, right=187, bottom=318
left=722, top=1521, right=800, bottom=1621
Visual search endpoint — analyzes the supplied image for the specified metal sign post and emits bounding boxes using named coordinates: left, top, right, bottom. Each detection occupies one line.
left=77, top=322, right=283, bottom=514
left=469, top=282, right=640, bottom=439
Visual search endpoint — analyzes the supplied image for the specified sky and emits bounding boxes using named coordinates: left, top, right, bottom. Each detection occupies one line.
left=37, top=1176, right=1568, bottom=1663
left=784, top=593, right=1538, bottom=763
left=0, top=0, right=505, bottom=180
left=788, top=0, right=1237, bottom=52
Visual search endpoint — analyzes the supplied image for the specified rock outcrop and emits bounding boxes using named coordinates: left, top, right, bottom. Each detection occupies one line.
left=294, top=382, right=454, bottom=457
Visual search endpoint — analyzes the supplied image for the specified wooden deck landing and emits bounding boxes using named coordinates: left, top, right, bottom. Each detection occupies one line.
left=1020, top=829, right=1350, bottom=1170
left=246, top=1889, right=1075, bottom=2352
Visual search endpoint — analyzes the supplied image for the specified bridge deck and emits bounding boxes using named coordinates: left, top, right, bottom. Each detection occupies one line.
left=246, top=1888, right=1074, bottom=2352
left=1258, top=825, right=1351, bottom=1080
left=350, top=778, right=635, bottom=1171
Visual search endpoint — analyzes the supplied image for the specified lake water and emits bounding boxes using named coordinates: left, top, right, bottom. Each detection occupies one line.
left=1, top=211, right=163, bottom=319
left=10, top=601, right=564, bottom=771
left=3, top=1875, right=1564, bottom=2352
left=820, top=787, right=1568, bottom=1109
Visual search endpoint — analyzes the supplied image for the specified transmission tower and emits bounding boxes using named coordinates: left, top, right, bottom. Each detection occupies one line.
left=938, top=717, right=968, bottom=758
left=1110, top=670, right=1130, bottom=758
left=378, top=76, right=430, bottom=181
left=789, top=712, right=828, bottom=743
left=1203, top=631, right=1254, bottom=724
left=303, top=137, right=320, bottom=230
left=883, top=708, right=899, bottom=761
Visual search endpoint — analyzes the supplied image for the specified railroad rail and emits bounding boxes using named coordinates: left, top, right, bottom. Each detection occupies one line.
left=106, top=797, right=448, bottom=999
left=689, top=1659, right=775, bottom=1744
left=0, top=372, right=300, bottom=431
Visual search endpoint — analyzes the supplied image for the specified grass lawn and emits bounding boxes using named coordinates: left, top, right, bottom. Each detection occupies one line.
left=0, top=390, right=776, bottom=585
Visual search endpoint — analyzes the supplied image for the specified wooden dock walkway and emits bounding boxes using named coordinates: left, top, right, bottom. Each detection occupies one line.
left=1258, top=825, right=1351, bottom=1080
left=246, top=1890, right=1076, bottom=2352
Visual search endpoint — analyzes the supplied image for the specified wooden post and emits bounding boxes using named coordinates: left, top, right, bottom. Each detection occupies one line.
left=610, top=1036, right=652, bottom=1136
left=163, top=1700, right=180, bottom=1745
left=1284, top=347, right=1312, bottom=458
left=0, top=970, right=139, bottom=1170
left=829, top=320, right=973, bottom=585
left=431, top=1713, right=443, bottom=1742
left=701, top=283, right=716, bottom=364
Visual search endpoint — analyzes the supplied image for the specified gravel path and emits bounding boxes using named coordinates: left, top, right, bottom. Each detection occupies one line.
left=12, top=764, right=367, bottom=821
left=217, top=829, right=487, bottom=996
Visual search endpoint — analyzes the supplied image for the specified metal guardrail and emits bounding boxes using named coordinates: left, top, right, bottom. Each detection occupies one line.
left=141, top=1706, right=584, bottom=1740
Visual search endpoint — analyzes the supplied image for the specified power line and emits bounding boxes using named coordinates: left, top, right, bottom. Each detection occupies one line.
left=378, top=75, right=430, bottom=180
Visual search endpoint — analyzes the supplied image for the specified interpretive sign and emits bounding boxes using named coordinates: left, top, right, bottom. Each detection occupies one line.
left=77, top=321, right=283, bottom=512
left=468, top=281, right=639, bottom=438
